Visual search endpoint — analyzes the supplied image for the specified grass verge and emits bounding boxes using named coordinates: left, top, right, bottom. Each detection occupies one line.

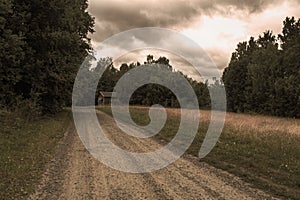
left=99, top=106, right=300, bottom=199
left=0, top=109, right=71, bottom=200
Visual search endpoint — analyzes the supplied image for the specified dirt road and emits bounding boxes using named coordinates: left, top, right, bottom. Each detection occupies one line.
left=29, top=111, right=277, bottom=200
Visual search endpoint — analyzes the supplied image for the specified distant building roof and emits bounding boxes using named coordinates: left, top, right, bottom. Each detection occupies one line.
left=99, top=92, right=115, bottom=98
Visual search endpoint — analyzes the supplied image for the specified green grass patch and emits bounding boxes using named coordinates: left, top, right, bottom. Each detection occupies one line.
left=201, top=127, right=300, bottom=199
left=99, top=106, right=300, bottom=199
left=0, top=109, right=72, bottom=200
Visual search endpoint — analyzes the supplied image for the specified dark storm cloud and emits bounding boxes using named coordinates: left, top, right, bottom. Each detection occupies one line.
left=217, top=0, right=282, bottom=13
left=88, top=0, right=292, bottom=42
left=88, top=0, right=199, bottom=42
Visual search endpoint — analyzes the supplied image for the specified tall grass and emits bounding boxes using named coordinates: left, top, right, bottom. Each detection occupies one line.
left=99, top=106, right=300, bottom=199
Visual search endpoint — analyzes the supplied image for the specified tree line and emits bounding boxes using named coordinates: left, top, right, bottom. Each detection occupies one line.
left=75, top=55, right=215, bottom=109
left=222, top=17, right=300, bottom=118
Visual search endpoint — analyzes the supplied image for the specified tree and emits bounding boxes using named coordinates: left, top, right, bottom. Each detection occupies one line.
left=146, top=54, right=154, bottom=64
left=277, top=17, right=300, bottom=117
left=0, top=0, right=94, bottom=114
left=222, top=41, right=252, bottom=112
left=222, top=17, right=300, bottom=118
left=155, top=56, right=172, bottom=71
left=246, top=31, right=279, bottom=114
left=120, top=63, right=129, bottom=73
left=0, top=0, right=25, bottom=107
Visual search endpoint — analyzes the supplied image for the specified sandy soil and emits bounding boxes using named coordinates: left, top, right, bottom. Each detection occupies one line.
left=29, top=111, right=278, bottom=200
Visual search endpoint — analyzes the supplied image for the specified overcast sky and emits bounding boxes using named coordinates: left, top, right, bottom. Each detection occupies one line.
left=87, top=0, right=300, bottom=80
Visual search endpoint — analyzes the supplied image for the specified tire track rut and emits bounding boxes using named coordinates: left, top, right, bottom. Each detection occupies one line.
left=29, top=110, right=278, bottom=200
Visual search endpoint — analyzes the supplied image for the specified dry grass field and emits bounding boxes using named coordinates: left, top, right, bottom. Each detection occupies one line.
left=99, top=106, right=300, bottom=199
left=164, top=108, right=299, bottom=136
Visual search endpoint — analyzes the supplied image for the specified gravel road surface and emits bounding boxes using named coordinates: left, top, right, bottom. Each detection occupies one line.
left=29, top=111, right=277, bottom=200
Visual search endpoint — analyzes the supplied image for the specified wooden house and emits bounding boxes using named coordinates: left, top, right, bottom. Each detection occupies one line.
left=98, top=92, right=116, bottom=105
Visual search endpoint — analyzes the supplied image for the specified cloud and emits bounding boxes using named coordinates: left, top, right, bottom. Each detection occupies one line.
left=88, top=0, right=199, bottom=42
left=88, top=0, right=294, bottom=42
left=88, top=0, right=300, bottom=78
left=114, top=49, right=210, bottom=81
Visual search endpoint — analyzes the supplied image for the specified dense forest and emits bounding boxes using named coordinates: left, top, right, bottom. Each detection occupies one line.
left=0, top=0, right=94, bottom=116
left=222, top=17, right=300, bottom=118
left=0, top=0, right=299, bottom=118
